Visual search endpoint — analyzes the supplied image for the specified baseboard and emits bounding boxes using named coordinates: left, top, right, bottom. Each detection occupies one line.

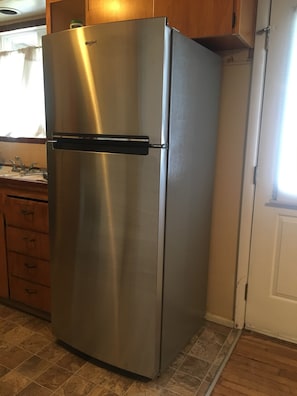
left=205, top=312, right=234, bottom=328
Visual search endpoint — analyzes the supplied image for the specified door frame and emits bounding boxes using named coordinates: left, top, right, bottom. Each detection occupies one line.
left=234, top=0, right=272, bottom=329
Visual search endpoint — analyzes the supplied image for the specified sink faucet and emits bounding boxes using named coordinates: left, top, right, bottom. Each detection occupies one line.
left=28, top=162, right=38, bottom=172
left=9, top=156, right=25, bottom=172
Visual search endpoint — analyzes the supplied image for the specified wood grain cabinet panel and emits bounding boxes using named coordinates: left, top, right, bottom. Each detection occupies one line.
left=9, top=276, right=50, bottom=313
left=47, top=0, right=258, bottom=50
left=155, top=0, right=258, bottom=50
left=8, top=252, right=50, bottom=287
left=2, top=188, right=51, bottom=315
left=154, top=0, right=233, bottom=38
left=5, top=196, right=48, bottom=233
left=233, top=0, right=258, bottom=47
left=0, top=210, right=8, bottom=298
left=46, top=0, right=86, bottom=33
left=6, top=226, right=49, bottom=261
left=87, top=0, right=154, bottom=25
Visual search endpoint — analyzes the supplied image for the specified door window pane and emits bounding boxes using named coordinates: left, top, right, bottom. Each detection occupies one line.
left=277, top=11, right=297, bottom=199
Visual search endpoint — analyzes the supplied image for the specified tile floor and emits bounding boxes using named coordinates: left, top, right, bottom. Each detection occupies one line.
left=0, top=304, right=239, bottom=395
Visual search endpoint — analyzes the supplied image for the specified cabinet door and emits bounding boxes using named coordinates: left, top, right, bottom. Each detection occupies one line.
left=46, top=0, right=85, bottom=33
left=154, top=0, right=190, bottom=36
left=0, top=211, right=8, bottom=298
left=233, top=0, right=258, bottom=47
left=6, top=226, right=50, bottom=261
left=8, top=252, right=50, bottom=287
left=87, top=0, right=153, bottom=25
left=155, top=0, right=234, bottom=39
left=9, top=276, right=50, bottom=313
left=5, top=197, right=48, bottom=233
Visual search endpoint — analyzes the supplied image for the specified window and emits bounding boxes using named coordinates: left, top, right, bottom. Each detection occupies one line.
left=276, top=10, right=297, bottom=201
left=0, top=25, right=46, bottom=139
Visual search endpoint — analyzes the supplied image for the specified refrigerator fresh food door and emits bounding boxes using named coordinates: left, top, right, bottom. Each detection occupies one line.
left=42, top=18, right=170, bottom=145
left=47, top=142, right=167, bottom=378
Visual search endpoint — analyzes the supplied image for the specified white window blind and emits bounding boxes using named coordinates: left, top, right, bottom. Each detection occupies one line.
left=0, top=26, right=46, bottom=138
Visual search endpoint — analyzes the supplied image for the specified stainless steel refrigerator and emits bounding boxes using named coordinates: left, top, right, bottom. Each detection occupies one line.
left=42, top=17, right=221, bottom=379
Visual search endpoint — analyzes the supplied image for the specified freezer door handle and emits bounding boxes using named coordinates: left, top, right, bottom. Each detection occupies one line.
left=50, top=135, right=150, bottom=155
left=149, top=143, right=168, bottom=149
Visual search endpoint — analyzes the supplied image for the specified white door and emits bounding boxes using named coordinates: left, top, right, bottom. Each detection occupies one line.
left=245, top=0, right=297, bottom=342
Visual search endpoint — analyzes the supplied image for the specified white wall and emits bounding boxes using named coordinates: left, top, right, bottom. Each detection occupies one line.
left=206, top=50, right=252, bottom=325
left=0, top=141, right=47, bottom=168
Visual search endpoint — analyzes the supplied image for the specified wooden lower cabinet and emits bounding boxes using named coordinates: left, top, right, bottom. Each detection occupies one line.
left=0, top=180, right=50, bottom=316
left=6, top=226, right=50, bottom=261
left=5, top=196, right=49, bottom=233
left=9, top=276, right=50, bottom=313
left=0, top=211, right=8, bottom=298
left=8, top=252, right=50, bottom=287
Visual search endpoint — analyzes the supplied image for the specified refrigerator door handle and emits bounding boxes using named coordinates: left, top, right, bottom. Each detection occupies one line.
left=149, top=143, right=168, bottom=149
left=50, top=135, right=151, bottom=155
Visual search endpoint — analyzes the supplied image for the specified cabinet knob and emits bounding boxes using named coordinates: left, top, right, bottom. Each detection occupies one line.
left=21, top=209, right=34, bottom=216
left=22, top=237, right=36, bottom=248
left=24, top=263, right=37, bottom=269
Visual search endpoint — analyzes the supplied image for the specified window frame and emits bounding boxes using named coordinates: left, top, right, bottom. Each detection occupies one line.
left=0, top=18, right=46, bottom=144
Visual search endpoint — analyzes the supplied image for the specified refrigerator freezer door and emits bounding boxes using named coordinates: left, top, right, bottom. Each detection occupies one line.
left=42, top=18, right=170, bottom=145
left=48, top=144, right=167, bottom=378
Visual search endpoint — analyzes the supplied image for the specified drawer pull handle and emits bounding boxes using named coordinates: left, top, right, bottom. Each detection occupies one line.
left=25, top=288, right=37, bottom=294
left=23, top=237, right=36, bottom=243
left=21, top=209, right=34, bottom=216
left=24, top=263, right=37, bottom=269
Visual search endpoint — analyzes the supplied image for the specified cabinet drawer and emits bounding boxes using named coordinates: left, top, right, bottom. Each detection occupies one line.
left=9, top=276, right=51, bottom=313
left=6, top=226, right=50, bottom=260
left=8, top=252, right=50, bottom=287
left=5, top=196, right=48, bottom=232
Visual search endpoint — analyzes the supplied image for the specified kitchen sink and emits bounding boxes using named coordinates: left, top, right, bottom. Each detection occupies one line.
left=0, top=165, right=47, bottom=183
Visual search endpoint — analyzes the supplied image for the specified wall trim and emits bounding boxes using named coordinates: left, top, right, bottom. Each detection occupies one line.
left=234, top=0, right=272, bottom=329
left=205, top=313, right=234, bottom=329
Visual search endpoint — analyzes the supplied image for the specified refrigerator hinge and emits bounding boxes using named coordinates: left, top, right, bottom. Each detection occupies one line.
left=257, top=25, right=271, bottom=51
left=149, top=143, right=168, bottom=149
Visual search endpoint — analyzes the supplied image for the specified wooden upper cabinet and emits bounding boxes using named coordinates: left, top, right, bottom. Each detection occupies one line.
left=233, top=0, right=258, bottom=47
left=156, top=0, right=235, bottom=38
left=155, top=0, right=258, bottom=50
left=87, top=0, right=154, bottom=25
left=46, top=0, right=258, bottom=50
left=46, top=0, right=86, bottom=33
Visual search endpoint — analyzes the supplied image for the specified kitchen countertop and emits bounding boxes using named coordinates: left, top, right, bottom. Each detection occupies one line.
left=0, top=165, right=48, bottom=197
left=0, top=165, right=47, bottom=184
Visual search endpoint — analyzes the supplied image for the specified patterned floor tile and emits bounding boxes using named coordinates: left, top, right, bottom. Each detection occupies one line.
left=35, top=364, right=72, bottom=391
left=0, top=304, right=240, bottom=396
left=0, top=342, right=32, bottom=369
left=18, top=382, right=53, bottom=396
left=0, top=370, right=32, bottom=396
left=20, top=332, right=52, bottom=354
left=16, top=355, right=52, bottom=380
left=165, top=371, right=202, bottom=396
left=179, top=355, right=210, bottom=380
left=53, top=374, right=96, bottom=395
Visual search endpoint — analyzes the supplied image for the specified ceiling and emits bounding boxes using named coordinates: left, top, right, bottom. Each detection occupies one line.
left=0, top=0, right=45, bottom=26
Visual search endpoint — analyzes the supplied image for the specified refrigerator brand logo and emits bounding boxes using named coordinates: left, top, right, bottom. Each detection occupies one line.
left=85, top=40, right=97, bottom=46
